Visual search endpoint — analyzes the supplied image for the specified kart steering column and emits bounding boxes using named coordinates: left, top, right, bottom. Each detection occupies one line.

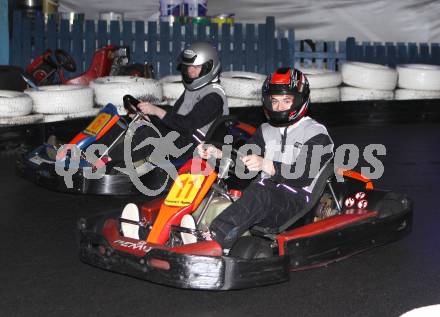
left=196, top=156, right=234, bottom=226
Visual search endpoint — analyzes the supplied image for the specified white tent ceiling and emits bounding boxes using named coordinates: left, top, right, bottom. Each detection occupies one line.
left=59, top=0, right=440, bottom=43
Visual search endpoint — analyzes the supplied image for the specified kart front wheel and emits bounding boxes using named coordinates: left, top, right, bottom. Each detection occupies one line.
left=229, top=236, right=273, bottom=260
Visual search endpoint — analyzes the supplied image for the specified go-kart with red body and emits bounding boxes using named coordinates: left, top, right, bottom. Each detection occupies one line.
left=25, top=45, right=153, bottom=86
left=77, top=137, right=413, bottom=290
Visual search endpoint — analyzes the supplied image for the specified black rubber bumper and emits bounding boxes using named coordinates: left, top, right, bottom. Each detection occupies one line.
left=15, top=152, right=175, bottom=195
left=78, top=223, right=290, bottom=290
left=16, top=157, right=142, bottom=195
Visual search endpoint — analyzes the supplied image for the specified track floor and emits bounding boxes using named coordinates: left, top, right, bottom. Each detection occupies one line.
left=1, top=123, right=439, bottom=317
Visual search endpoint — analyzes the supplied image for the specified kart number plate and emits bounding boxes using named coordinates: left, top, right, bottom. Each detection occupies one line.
left=165, top=174, right=205, bottom=207
left=84, top=113, right=112, bottom=136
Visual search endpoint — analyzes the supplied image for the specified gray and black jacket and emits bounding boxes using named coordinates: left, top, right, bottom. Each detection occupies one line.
left=247, top=116, right=334, bottom=192
left=160, top=81, right=229, bottom=139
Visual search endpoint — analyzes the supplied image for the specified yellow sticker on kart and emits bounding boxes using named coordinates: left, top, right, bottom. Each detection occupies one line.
left=84, top=113, right=112, bottom=136
left=164, top=174, right=205, bottom=207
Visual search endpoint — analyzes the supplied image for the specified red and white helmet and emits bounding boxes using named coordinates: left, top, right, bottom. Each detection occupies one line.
left=262, top=67, right=310, bottom=127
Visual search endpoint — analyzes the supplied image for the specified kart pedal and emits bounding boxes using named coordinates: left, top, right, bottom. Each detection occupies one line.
left=180, top=215, right=198, bottom=245
left=120, top=203, right=140, bottom=240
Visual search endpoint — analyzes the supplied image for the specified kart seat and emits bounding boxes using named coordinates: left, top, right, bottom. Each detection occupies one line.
left=251, top=161, right=335, bottom=237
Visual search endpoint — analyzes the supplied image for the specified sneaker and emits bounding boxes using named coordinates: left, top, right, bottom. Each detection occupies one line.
left=120, top=203, right=140, bottom=239
left=180, top=214, right=198, bottom=244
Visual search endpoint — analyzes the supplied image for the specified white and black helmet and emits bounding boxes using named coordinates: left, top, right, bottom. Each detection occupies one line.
left=177, top=42, right=221, bottom=90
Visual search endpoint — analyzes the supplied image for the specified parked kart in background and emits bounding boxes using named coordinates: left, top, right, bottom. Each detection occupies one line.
left=16, top=95, right=255, bottom=195
left=77, top=136, right=413, bottom=290
left=24, top=45, right=155, bottom=86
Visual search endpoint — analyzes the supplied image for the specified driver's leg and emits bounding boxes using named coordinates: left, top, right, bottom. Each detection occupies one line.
left=210, top=180, right=308, bottom=249
left=108, top=119, right=169, bottom=162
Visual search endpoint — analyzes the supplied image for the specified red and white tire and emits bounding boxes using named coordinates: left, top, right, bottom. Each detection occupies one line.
left=397, top=64, right=440, bottom=91
left=394, top=89, right=440, bottom=100
left=25, top=85, right=94, bottom=114
left=221, top=71, right=266, bottom=99
left=341, top=62, right=398, bottom=90
left=310, top=88, right=340, bottom=103
left=91, top=76, right=163, bottom=115
left=341, top=87, right=394, bottom=101
left=0, top=90, right=33, bottom=117
left=228, top=97, right=261, bottom=108
left=160, top=75, right=185, bottom=100
left=0, top=114, right=44, bottom=126
left=299, top=68, right=342, bottom=88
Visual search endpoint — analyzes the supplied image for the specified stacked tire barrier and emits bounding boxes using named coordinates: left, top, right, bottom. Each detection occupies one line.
left=160, top=71, right=266, bottom=108
left=340, top=62, right=397, bottom=101
left=220, top=71, right=265, bottom=108
left=90, top=76, right=163, bottom=115
left=340, top=62, right=440, bottom=101
left=26, top=85, right=95, bottom=124
left=300, top=68, right=342, bottom=103
left=160, top=75, right=184, bottom=106
left=2, top=62, right=440, bottom=126
left=0, top=85, right=95, bottom=126
left=0, top=90, right=41, bottom=125
left=395, top=64, right=440, bottom=100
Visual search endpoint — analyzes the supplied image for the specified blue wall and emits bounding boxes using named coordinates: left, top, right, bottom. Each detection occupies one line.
left=0, top=0, right=9, bottom=64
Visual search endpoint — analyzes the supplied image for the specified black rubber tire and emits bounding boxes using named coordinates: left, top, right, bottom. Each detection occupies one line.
left=229, top=236, right=273, bottom=260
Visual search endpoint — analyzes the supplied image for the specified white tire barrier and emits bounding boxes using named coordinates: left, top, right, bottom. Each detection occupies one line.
left=0, top=114, right=44, bottom=126
left=395, top=89, right=440, bottom=100
left=221, top=71, right=266, bottom=99
left=25, top=85, right=94, bottom=114
left=0, top=90, right=33, bottom=117
left=160, top=75, right=185, bottom=100
left=340, top=87, right=394, bottom=101
left=91, top=76, right=163, bottom=115
left=300, top=68, right=342, bottom=89
left=228, top=97, right=261, bottom=108
left=341, top=62, right=398, bottom=90
left=397, top=64, right=440, bottom=91
left=43, top=109, right=100, bottom=123
left=310, top=88, right=340, bottom=103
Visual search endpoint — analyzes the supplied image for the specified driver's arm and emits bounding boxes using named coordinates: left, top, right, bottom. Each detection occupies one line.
left=161, top=93, right=224, bottom=136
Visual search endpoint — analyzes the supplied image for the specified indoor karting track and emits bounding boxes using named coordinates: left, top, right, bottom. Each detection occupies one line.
left=1, top=122, right=439, bottom=317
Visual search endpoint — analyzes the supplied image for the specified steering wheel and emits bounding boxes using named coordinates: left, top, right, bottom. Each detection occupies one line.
left=204, top=140, right=245, bottom=178
left=42, top=50, right=59, bottom=69
left=54, top=49, right=76, bottom=72
left=123, top=94, right=150, bottom=121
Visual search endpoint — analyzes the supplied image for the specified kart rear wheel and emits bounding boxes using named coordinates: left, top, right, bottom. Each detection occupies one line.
left=229, top=236, right=273, bottom=260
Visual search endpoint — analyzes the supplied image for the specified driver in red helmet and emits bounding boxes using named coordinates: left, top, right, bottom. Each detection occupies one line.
left=187, top=67, right=334, bottom=251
